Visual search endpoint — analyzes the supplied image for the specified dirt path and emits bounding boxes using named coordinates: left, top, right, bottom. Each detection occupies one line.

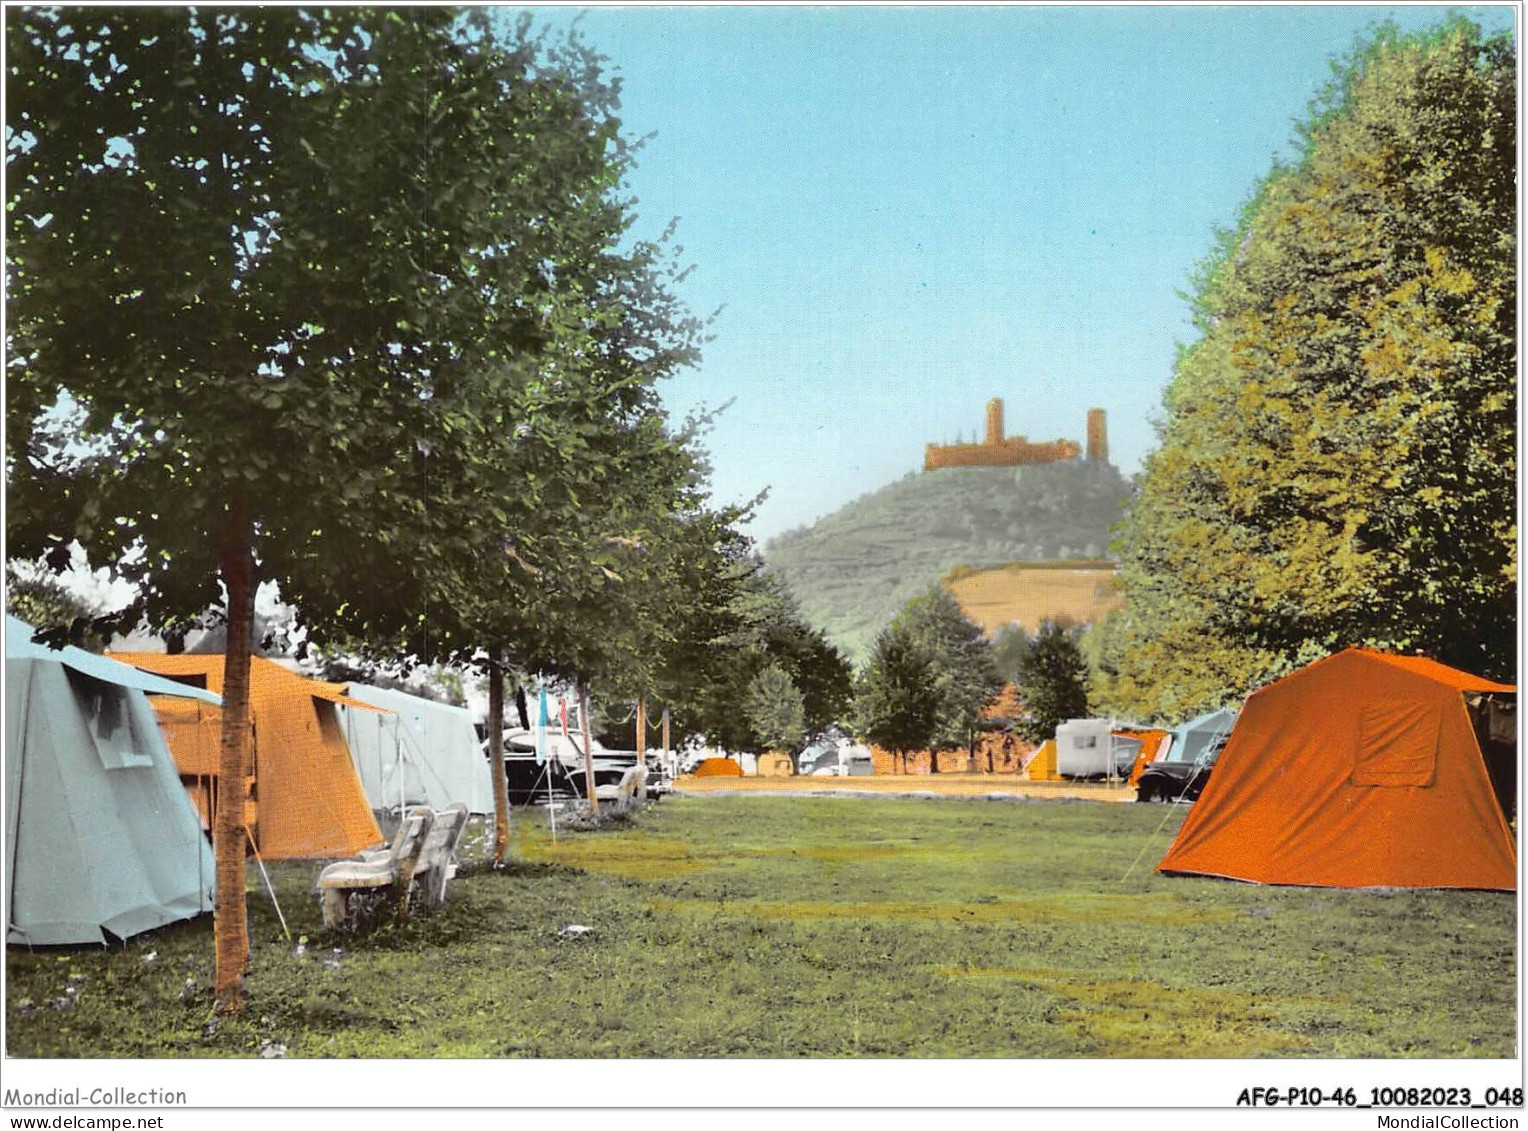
left=673, top=772, right=1137, bottom=804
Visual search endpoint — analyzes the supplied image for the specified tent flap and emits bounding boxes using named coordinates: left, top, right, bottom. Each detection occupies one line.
left=1351, top=698, right=1439, bottom=787
left=7, top=616, right=222, bottom=705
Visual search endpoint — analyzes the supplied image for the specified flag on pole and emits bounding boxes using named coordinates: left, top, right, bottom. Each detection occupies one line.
left=536, top=685, right=550, bottom=765
left=559, top=696, right=569, bottom=740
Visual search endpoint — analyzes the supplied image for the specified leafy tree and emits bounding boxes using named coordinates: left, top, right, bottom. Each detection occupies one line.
left=1096, top=18, right=1515, bottom=721
left=768, top=614, right=855, bottom=739
left=889, top=586, right=1002, bottom=770
left=675, top=568, right=853, bottom=754
left=742, top=664, right=807, bottom=756
left=232, top=14, right=715, bottom=846
left=990, top=623, right=1033, bottom=682
left=852, top=623, right=941, bottom=774
left=4, top=564, right=105, bottom=649
left=5, top=8, right=699, bottom=1006
left=1015, top=620, right=1091, bottom=743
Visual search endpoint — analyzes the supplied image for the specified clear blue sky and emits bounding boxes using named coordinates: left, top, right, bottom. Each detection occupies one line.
left=526, top=4, right=1516, bottom=544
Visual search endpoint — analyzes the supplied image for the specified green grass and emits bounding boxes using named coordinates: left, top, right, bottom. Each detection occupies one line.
left=5, top=796, right=1515, bottom=1058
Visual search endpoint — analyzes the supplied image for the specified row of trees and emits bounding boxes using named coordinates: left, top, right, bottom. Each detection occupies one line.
left=850, top=588, right=1091, bottom=772
left=4, top=8, right=821, bottom=1010
left=851, top=21, right=1515, bottom=746
left=1089, top=17, right=1515, bottom=722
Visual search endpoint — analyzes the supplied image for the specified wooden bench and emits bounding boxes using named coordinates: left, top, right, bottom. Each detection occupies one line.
left=317, top=808, right=434, bottom=930
left=594, top=762, right=648, bottom=815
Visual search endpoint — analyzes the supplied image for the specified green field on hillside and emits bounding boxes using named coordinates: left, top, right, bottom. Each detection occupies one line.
left=764, top=461, right=1132, bottom=661
left=6, top=797, right=1513, bottom=1059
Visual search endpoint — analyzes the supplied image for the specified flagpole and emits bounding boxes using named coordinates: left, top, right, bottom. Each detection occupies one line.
left=579, top=682, right=599, bottom=814
left=662, top=706, right=672, bottom=781
left=538, top=683, right=556, bottom=843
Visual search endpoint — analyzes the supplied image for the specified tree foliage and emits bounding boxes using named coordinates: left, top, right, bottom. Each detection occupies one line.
left=888, top=586, right=1002, bottom=762
left=990, top=622, right=1033, bottom=682
left=4, top=565, right=105, bottom=649
left=1094, top=19, right=1516, bottom=721
left=1014, top=620, right=1091, bottom=743
left=742, top=664, right=807, bottom=754
left=3, top=6, right=725, bottom=1003
left=851, top=622, right=941, bottom=773
left=661, top=566, right=852, bottom=753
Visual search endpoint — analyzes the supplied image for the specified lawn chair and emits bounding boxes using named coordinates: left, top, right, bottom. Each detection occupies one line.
left=594, top=763, right=648, bottom=815
left=417, top=802, right=471, bottom=906
left=317, top=807, right=434, bottom=930
left=355, top=803, right=470, bottom=907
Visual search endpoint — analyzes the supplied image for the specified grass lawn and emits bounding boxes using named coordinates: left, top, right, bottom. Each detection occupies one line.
left=4, top=795, right=1515, bottom=1058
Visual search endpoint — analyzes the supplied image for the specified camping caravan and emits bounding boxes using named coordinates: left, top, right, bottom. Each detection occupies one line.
left=336, top=684, right=494, bottom=817
left=6, top=617, right=220, bottom=945
left=1054, top=719, right=1137, bottom=778
left=1054, top=719, right=1112, bottom=777
left=108, top=653, right=385, bottom=860
left=1158, top=649, right=1516, bottom=891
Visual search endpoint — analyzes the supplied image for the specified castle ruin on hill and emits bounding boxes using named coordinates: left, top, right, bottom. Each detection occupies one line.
left=924, top=398, right=1108, bottom=471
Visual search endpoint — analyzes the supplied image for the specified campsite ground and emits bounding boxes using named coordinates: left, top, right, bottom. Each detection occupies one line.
left=5, top=795, right=1515, bottom=1058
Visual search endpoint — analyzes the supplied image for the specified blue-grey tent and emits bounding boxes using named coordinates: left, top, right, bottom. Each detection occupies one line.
left=5, top=617, right=222, bottom=945
left=1160, top=707, right=1239, bottom=765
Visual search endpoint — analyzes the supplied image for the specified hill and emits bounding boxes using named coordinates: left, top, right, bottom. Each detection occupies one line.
left=944, top=561, right=1123, bottom=638
left=763, top=460, right=1132, bottom=663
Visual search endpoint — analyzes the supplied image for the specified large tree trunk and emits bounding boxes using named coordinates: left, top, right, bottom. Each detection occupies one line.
left=487, top=652, right=511, bottom=863
left=636, top=696, right=646, bottom=762
left=579, top=681, right=599, bottom=813
left=213, top=522, right=256, bottom=1012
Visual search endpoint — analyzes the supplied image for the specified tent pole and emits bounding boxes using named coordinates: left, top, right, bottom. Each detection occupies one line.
left=245, top=829, right=290, bottom=941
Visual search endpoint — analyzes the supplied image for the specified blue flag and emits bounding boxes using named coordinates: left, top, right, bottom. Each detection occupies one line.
left=536, top=686, right=550, bottom=765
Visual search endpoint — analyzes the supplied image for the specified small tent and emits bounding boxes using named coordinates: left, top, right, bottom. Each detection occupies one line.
left=1024, top=738, right=1059, bottom=781
left=336, top=683, right=494, bottom=816
left=756, top=752, right=796, bottom=777
left=108, top=653, right=385, bottom=860
left=6, top=617, right=221, bottom=944
left=1159, top=707, right=1238, bottom=767
left=1158, top=649, right=1516, bottom=891
left=1119, top=727, right=1171, bottom=786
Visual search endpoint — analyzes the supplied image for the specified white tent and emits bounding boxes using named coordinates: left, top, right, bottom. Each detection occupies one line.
left=337, top=684, right=494, bottom=816
left=5, top=616, right=221, bottom=945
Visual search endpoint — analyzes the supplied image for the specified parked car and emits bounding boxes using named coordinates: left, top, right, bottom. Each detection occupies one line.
left=1136, top=735, right=1228, bottom=803
left=797, top=737, right=875, bottom=777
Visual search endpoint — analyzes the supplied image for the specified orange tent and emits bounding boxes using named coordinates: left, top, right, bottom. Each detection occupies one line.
left=1158, top=649, right=1516, bottom=891
left=108, top=653, right=385, bottom=859
left=756, top=752, right=796, bottom=777
left=692, top=757, right=744, bottom=778
left=1120, top=727, right=1171, bottom=786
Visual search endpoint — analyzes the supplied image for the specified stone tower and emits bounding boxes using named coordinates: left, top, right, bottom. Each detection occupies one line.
left=985, top=398, right=1005, bottom=447
left=1086, top=407, right=1108, bottom=462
